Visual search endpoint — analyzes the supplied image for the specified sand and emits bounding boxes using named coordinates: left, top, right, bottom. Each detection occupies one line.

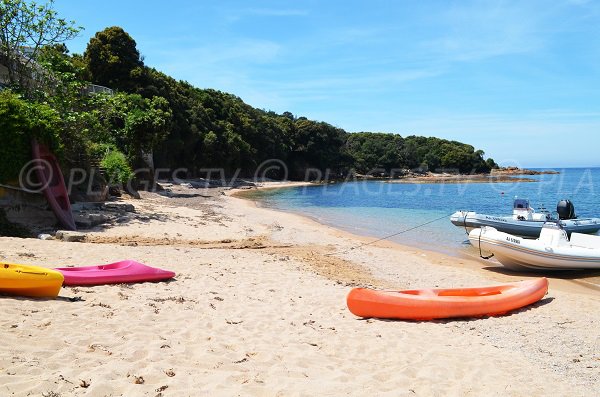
left=0, top=183, right=599, bottom=396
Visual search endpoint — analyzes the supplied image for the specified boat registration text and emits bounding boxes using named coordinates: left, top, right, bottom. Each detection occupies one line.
left=484, top=216, right=508, bottom=223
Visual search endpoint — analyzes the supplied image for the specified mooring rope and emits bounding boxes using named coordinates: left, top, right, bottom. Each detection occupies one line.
left=462, top=211, right=469, bottom=235
left=477, top=228, right=494, bottom=259
left=325, top=212, right=455, bottom=256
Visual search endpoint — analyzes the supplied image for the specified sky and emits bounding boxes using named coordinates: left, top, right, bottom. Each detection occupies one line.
left=53, top=0, right=600, bottom=168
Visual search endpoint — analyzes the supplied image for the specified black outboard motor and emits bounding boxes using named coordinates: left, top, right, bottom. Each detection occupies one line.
left=557, top=199, right=576, bottom=220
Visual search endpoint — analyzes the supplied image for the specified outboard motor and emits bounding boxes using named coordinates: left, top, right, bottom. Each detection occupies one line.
left=557, top=199, right=576, bottom=220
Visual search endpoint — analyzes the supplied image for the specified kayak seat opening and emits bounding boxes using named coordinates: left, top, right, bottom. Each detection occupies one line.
left=99, top=262, right=132, bottom=270
left=399, top=289, right=437, bottom=296
left=438, top=289, right=502, bottom=297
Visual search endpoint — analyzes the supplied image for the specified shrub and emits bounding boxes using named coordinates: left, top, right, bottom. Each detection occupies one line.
left=88, top=142, right=117, bottom=161
left=100, top=150, right=133, bottom=185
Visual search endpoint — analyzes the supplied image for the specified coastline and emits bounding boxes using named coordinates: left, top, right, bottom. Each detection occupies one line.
left=1, top=183, right=599, bottom=395
left=388, top=175, right=537, bottom=183
left=234, top=183, right=600, bottom=295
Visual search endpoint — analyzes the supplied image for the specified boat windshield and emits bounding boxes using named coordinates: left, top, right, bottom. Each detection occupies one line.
left=513, top=198, right=530, bottom=210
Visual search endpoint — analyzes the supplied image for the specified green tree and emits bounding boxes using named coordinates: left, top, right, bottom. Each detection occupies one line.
left=486, top=157, right=499, bottom=170
left=0, top=90, right=61, bottom=182
left=83, top=26, right=143, bottom=92
left=291, top=118, right=347, bottom=175
left=0, top=0, right=81, bottom=97
left=123, top=94, right=172, bottom=157
left=37, top=44, right=88, bottom=112
left=344, top=132, right=405, bottom=173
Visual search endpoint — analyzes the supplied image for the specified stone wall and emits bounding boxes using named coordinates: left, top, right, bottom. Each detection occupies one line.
left=0, top=186, right=58, bottom=232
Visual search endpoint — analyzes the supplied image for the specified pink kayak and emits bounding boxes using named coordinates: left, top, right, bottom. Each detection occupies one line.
left=55, top=260, right=176, bottom=286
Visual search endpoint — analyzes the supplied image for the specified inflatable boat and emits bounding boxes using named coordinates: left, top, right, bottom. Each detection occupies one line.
left=469, top=222, right=600, bottom=271
left=451, top=198, right=600, bottom=238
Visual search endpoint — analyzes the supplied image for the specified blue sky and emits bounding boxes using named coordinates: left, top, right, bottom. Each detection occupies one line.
left=54, top=0, right=600, bottom=167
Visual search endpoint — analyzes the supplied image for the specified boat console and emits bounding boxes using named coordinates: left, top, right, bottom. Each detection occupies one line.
left=512, top=198, right=549, bottom=221
left=538, top=222, right=569, bottom=246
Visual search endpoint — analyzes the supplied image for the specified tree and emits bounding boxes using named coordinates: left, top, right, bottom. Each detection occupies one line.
left=0, top=90, right=62, bottom=182
left=291, top=118, right=347, bottom=174
left=486, top=158, right=499, bottom=169
left=123, top=94, right=172, bottom=157
left=344, top=132, right=405, bottom=173
left=0, top=0, right=81, bottom=97
left=37, top=44, right=88, bottom=112
left=83, top=26, right=143, bottom=92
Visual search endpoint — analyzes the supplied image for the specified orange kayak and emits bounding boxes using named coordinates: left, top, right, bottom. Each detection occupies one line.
left=347, top=278, right=548, bottom=320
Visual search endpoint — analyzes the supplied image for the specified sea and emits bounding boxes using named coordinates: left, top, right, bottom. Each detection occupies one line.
left=247, top=168, right=600, bottom=259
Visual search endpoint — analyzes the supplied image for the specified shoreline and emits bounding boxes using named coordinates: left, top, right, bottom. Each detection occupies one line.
left=387, top=175, right=537, bottom=183
left=232, top=184, right=600, bottom=295
left=1, top=182, right=599, bottom=395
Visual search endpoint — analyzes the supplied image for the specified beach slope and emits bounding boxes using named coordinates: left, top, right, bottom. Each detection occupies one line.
left=0, top=185, right=598, bottom=396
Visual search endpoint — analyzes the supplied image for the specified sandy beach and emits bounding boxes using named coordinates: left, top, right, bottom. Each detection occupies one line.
left=1, top=183, right=599, bottom=396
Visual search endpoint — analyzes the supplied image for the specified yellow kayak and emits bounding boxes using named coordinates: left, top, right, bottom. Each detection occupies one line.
left=0, top=263, right=64, bottom=298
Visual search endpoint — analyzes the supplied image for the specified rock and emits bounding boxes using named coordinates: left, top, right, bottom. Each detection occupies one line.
left=74, top=217, right=92, bottom=229
left=230, top=180, right=256, bottom=188
left=90, top=213, right=110, bottom=224
left=55, top=230, right=86, bottom=242
left=37, top=233, right=53, bottom=240
left=189, top=181, right=214, bottom=188
left=74, top=213, right=111, bottom=228
left=124, top=184, right=141, bottom=199
left=71, top=202, right=104, bottom=211
left=103, top=203, right=135, bottom=213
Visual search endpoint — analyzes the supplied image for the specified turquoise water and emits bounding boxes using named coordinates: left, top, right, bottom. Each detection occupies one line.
left=252, top=169, right=600, bottom=256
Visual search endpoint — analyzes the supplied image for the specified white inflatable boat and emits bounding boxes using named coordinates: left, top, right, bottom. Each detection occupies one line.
left=468, top=222, right=600, bottom=271
left=451, top=198, right=600, bottom=238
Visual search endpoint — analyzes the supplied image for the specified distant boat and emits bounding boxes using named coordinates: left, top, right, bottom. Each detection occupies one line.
left=31, top=139, right=76, bottom=230
left=451, top=198, right=600, bottom=238
left=469, top=222, right=600, bottom=271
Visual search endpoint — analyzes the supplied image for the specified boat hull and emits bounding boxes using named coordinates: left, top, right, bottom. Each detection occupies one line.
left=31, top=139, right=76, bottom=231
left=451, top=211, right=600, bottom=238
left=469, top=228, right=600, bottom=270
left=346, top=278, right=548, bottom=320
left=0, top=263, right=64, bottom=298
left=55, top=260, right=176, bottom=286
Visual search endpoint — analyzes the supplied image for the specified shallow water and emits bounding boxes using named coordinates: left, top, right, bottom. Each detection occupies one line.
left=250, top=169, right=600, bottom=258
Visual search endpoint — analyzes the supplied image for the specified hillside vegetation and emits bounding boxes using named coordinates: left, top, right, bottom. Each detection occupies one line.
left=0, top=1, right=497, bottom=188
